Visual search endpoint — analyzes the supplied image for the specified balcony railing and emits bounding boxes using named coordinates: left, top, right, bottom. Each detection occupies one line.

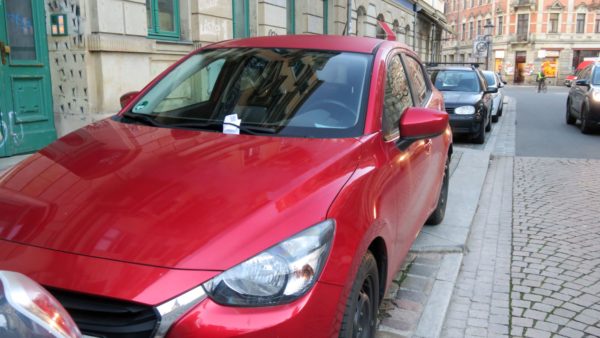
left=511, top=0, right=536, bottom=9
left=507, top=33, right=529, bottom=43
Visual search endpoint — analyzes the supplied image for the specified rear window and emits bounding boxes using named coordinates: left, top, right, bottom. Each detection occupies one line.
left=431, top=70, right=481, bottom=93
left=482, top=72, right=497, bottom=87
left=123, top=48, right=373, bottom=138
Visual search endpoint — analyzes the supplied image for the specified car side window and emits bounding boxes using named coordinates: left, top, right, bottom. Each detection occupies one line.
left=383, top=55, right=413, bottom=141
left=401, top=55, right=429, bottom=105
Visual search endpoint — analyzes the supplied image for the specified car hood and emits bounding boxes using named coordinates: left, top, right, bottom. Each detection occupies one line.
left=0, top=119, right=362, bottom=271
left=441, top=91, right=482, bottom=106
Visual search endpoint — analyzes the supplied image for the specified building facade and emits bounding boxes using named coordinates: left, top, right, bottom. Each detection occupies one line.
left=0, top=0, right=448, bottom=158
left=441, top=0, right=600, bottom=85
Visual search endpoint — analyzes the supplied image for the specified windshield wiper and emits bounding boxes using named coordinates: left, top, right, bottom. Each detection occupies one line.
left=121, top=114, right=277, bottom=135
left=121, top=112, right=162, bottom=127
left=165, top=121, right=277, bottom=135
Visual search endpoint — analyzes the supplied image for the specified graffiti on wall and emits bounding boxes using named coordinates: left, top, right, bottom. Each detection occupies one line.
left=46, top=0, right=89, bottom=124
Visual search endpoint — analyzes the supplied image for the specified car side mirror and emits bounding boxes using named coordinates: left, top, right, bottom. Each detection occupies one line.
left=398, top=107, right=448, bottom=145
left=575, top=79, right=590, bottom=87
left=485, top=87, right=498, bottom=94
left=120, top=91, right=140, bottom=109
left=502, top=80, right=508, bottom=85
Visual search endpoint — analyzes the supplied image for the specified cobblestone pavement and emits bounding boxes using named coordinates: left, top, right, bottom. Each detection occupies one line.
left=512, top=157, right=600, bottom=337
left=440, top=155, right=513, bottom=337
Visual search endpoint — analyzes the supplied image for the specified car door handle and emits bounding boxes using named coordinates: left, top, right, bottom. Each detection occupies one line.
left=0, top=41, right=10, bottom=65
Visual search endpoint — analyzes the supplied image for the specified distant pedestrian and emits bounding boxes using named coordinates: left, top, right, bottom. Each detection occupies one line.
left=537, top=69, right=547, bottom=93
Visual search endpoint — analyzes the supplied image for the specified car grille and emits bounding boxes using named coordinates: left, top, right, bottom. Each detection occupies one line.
left=47, top=287, right=159, bottom=338
left=445, top=107, right=455, bottom=114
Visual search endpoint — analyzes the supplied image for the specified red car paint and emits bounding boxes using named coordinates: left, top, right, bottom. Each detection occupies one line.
left=0, top=35, right=451, bottom=337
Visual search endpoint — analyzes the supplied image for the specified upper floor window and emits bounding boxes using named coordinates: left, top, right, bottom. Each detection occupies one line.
left=469, top=21, right=474, bottom=39
left=477, top=20, right=482, bottom=35
left=577, top=13, right=586, bottom=33
left=549, top=13, right=559, bottom=33
left=147, top=0, right=180, bottom=40
left=517, top=14, right=528, bottom=37
left=497, top=16, right=503, bottom=35
left=596, top=17, right=600, bottom=33
left=462, top=23, right=466, bottom=40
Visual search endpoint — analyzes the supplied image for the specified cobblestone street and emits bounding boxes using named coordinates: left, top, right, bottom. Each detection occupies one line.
left=512, top=157, right=600, bottom=337
left=440, top=93, right=600, bottom=337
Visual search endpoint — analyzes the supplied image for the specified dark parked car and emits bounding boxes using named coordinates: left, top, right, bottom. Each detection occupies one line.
left=0, top=35, right=452, bottom=338
left=566, top=61, right=600, bottom=134
left=429, top=65, right=497, bottom=144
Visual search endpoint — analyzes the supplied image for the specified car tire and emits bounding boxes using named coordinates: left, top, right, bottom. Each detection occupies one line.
left=492, top=114, right=499, bottom=123
left=497, top=102, right=503, bottom=117
left=473, top=120, right=485, bottom=144
left=339, top=251, right=379, bottom=338
left=485, top=113, right=492, bottom=132
left=426, top=156, right=449, bottom=226
left=566, top=99, right=576, bottom=125
left=580, top=103, right=594, bottom=134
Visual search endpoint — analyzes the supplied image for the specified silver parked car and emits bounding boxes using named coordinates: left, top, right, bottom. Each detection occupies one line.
left=482, top=70, right=507, bottom=123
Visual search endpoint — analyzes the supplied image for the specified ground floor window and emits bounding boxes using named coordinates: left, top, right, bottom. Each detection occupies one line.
left=146, top=0, right=180, bottom=40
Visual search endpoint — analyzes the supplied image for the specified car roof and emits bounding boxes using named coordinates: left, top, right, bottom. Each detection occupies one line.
left=205, top=35, right=386, bottom=54
left=429, top=66, right=475, bottom=71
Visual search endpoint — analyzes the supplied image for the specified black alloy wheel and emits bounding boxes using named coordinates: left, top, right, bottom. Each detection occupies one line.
left=566, top=99, right=576, bottom=125
left=339, top=252, right=379, bottom=338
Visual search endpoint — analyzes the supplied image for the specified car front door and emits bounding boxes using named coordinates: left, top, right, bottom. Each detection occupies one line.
left=573, top=66, right=592, bottom=117
left=400, top=54, right=444, bottom=222
left=379, top=52, right=431, bottom=260
left=0, top=0, right=55, bottom=157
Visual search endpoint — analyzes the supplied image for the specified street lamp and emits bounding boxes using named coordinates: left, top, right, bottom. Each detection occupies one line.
left=484, top=22, right=494, bottom=71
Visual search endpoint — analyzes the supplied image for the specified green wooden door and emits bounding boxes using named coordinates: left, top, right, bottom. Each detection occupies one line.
left=0, top=0, right=55, bottom=157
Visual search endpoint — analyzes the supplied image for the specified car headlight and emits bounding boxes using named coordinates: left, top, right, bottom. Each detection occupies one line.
left=454, top=106, right=476, bottom=115
left=593, top=89, right=600, bottom=102
left=203, top=220, right=335, bottom=306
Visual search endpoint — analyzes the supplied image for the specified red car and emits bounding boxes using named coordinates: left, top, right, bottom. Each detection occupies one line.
left=0, top=35, right=451, bottom=338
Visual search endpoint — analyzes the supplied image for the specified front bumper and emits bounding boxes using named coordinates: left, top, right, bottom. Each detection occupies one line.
left=168, top=281, right=345, bottom=337
left=587, top=99, right=600, bottom=124
left=448, top=114, right=483, bottom=135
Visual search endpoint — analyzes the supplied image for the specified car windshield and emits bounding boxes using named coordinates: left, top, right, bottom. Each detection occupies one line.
left=482, top=71, right=497, bottom=87
left=431, top=70, right=481, bottom=92
left=122, top=48, right=372, bottom=138
left=593, top=67, right=600, bottom=85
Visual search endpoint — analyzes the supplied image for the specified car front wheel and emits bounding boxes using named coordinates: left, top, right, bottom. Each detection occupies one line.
left=339, top=251, right=379, bottom=338
left=566, top=99, right=575, bottom=125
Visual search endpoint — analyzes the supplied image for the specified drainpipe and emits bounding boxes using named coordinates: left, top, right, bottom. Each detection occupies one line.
left=346, top=0, right=352, bottom=35
left=413, top=3, right=417, bottom=51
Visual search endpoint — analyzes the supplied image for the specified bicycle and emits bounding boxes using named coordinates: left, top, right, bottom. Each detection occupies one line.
left=537, top=77, right=547, bottom=93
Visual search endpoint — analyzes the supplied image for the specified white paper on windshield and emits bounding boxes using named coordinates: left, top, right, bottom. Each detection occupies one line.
left=223, top=114, right=241, bottom=135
